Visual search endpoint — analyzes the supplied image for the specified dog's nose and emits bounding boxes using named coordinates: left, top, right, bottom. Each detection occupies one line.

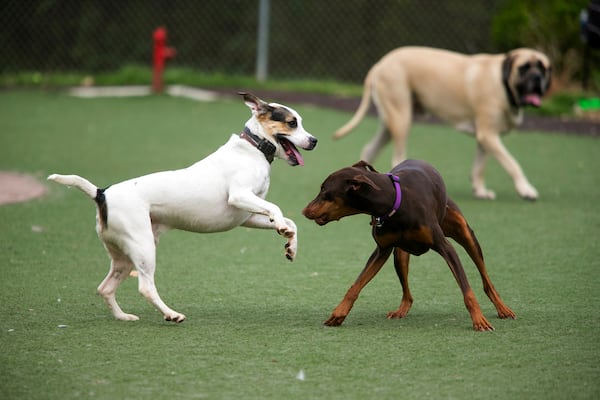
left=307, top=136, right=318, bottom=150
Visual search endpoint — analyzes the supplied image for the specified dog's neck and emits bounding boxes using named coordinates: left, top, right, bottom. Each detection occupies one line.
left=240, top=126, right=276, bottom=163
left=373, top=174, right=402, bottom=227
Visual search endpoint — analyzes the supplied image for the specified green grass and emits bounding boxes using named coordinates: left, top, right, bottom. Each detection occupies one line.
left=4, top=64, right=596, bottom=116
left=0, top=65, right=364, bottom=97
left=0, top=90, right=599, bottom=399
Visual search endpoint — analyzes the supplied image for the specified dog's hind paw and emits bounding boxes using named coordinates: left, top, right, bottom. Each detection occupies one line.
left=473, top=187, right=496, bottom=200
left=116, top=313, right=140, bottom=321
left=164, top=313, right=186, bottom=323
left=516, top=181, right=538, bottom=201
left=386, top=309, right=409, bottom=319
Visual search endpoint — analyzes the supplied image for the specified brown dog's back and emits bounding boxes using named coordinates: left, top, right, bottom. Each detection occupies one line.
left=390, top=160, right=448, bottom=229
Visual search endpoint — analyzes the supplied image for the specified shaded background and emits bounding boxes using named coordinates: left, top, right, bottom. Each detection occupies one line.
left=1, top=0, right=595, bottom=88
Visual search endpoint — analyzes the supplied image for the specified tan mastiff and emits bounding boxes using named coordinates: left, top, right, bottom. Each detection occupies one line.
left=334, top=46, right=552, bottom=200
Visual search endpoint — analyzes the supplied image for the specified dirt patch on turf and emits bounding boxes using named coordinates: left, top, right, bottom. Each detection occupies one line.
left=0, top=172, right=47, bottom=205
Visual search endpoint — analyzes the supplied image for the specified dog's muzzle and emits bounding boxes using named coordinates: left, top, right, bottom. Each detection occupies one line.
left=306, top=136, right=318, bottom=150
left=518, top=75, right=545, bottom=107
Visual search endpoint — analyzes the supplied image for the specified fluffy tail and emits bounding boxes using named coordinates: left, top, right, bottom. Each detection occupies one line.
left=333, top=71, right=374, bottom=140
left=47, top=174, right=98, bottom=199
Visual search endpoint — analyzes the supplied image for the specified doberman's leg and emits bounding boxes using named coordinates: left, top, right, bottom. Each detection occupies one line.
left=432, top=226, right=494, bottom=331
left=441, top=199, right=516, bottom=320
left=387, top=248, right=414, bottom=319
left=325, top=246, right=393, bottom=326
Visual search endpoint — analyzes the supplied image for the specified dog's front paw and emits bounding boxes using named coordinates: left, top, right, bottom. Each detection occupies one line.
left=275, top=217, right=296, bottom=239
left=285, top=238, right=297, bottom=261
left=497, top=304, right=516, bottom=320
left=277, top=226, right=294, bottom=238
left=278, top=218, right=297, bottom=261
left=324, top=314, right=346, bottom=327
left=472, top=316, right=495, bottom=332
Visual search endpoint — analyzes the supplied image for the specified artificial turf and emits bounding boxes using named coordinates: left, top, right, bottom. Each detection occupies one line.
left=0, top=90, right=598, bottom=399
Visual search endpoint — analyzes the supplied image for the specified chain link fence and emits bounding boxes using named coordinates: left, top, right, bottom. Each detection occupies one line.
left=1, top=0, right=591, bottom=85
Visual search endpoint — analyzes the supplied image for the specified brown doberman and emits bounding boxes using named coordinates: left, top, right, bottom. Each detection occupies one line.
left=302, top=159, right=515, bottom=331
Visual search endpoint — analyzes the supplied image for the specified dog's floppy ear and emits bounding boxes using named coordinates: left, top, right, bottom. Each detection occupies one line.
left=348, top=174, right=382, bottom=192
left=239, top=91, right=271, bottom=115
left=501, top=53, right=515, bottom=83
left=545, top=65, right=552, bottom=92
left=352, top=160, right=379, bottom=172
left=501, top=53, right=519, bottom=108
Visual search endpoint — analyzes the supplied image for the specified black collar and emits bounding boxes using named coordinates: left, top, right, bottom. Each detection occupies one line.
left=240, top=126, right=276, bottom=163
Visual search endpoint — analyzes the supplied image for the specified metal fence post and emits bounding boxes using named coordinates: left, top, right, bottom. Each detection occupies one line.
left=256, top=0, right=270, bottom=82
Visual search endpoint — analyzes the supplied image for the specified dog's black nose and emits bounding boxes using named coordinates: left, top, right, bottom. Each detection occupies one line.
left=308, top=137, right=318, bottom=150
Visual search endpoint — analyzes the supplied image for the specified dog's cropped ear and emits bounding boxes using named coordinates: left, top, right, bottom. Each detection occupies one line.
left=348, top=174, right=382, bottom=193
left=352, top=160, right=379, bottom=172
left=239, top=91, right=271, bottom=115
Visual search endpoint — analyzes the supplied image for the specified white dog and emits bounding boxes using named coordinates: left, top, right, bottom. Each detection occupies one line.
left=48, top=92, right=318, bottom=323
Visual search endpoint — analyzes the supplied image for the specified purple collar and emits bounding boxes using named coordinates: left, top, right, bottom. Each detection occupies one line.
left=374, top=173, right=402, bottom=227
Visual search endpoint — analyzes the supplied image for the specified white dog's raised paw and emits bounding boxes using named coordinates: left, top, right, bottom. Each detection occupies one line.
left=276, top=226, right=295, bottom=238
left=284, top=234, right=297, bottom=261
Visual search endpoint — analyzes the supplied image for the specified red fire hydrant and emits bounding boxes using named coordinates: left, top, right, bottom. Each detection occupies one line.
left=152, top=27, right=176, bottom=93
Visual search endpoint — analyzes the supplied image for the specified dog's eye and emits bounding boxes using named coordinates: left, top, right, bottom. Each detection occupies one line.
left=288, top=120, right=298, bottom=128
left=319, top=187, right=332, bottom=201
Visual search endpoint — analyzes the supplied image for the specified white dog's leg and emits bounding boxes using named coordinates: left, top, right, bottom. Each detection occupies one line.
left=97, top=252, right=139, bottom=321
left=471, top=144, right=496, bottom=200
left=242, top=214, right=297, bottom=261
left=228, top=190, right=294, bottom=234
left=126, top=238, right=186, bottom=323
left=478, top=134, right=538, bottom=200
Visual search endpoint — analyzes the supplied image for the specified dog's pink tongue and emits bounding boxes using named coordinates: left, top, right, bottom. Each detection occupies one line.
left=525, top=94, right=542, bottom=107
left=288, top=145, right=304, bottom=166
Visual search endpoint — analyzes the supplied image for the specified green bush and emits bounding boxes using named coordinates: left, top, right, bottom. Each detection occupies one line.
left=491, top=0, right=593, bottom=88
